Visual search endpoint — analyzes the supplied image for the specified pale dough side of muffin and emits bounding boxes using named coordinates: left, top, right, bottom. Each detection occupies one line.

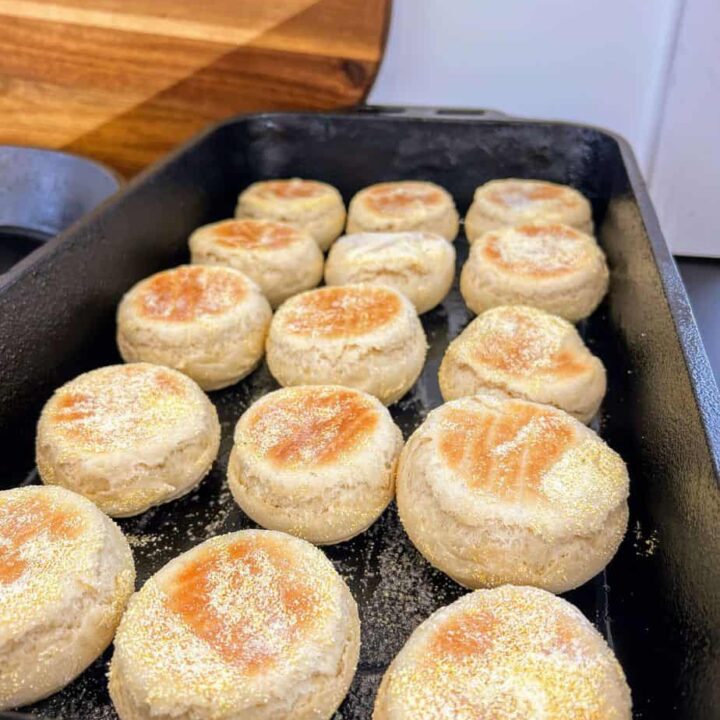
left=324, top=232, right=456, bottom=314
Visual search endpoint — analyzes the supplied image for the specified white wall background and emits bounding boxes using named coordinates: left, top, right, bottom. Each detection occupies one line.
left=368, top=0, right=718, bottom=257
left=648, top=0, right=720, bottom=256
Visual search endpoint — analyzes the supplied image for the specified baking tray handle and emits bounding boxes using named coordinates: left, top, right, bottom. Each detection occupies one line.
left=356, top=104, right=510, bottom=120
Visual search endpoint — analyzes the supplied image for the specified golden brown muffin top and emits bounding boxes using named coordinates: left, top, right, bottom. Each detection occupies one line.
left=281, top=285, right=403, bottom=339
left=133, top=265, right=248, bottom=323
left=363, top=181, right=446, bottom=216
left=383, top=585, right=629, bottom=719
left=43, top=364, right=204, bottom=454
left=158, top=534, right=333, bottom=674
left=207, top=219, right=303, bottom=251
left=450, top=306, right=591, bottom=380
left=252, top=178, right=329, bottom=201
left=479, top=223, right=593, bottom=278
left=0, top=491, right=84, bottom=586
left=243, top=386, right=380, bottom=468
left=438, top=400, right=578, bottom=500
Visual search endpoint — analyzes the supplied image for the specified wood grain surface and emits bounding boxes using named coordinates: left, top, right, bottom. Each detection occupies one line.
left=0, top=0, right=390, bottom=176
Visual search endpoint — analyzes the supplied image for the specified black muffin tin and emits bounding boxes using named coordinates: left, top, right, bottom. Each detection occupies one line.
left=0, top=108, right=718, bottom=720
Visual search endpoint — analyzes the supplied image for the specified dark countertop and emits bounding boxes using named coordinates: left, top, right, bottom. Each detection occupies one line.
left=676, top=256, right=720, bottom=386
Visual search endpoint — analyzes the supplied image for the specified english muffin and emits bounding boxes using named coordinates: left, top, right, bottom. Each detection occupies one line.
left=324, top=232, right=456, bottom=314
left=397, top=392, right=629, bottom=593
left=346, top=181, right=459, bottom=241
left=109, top=530, right=359, bottom=720
left=228, top=385, right=403, bottom=544
left=374, top=585, right=632, bottom=719
left=117, top=264, right=272, bottom=390
left=36, top=363, right=221, bottom=517
left=235, top=178, right=346, bottom=251
left=439, top=305, right=606, bottom=423
left=460, top=222, right=609, bottom=322
left=189, top=218, right=323, bottom=308
left=0, top=486, right=135, bottom=711
left=465, top=178, right=593, bottom=242
left=266, top=284, right=427, bottom=405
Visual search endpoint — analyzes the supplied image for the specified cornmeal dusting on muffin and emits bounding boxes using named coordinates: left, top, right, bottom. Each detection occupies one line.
left=246, top=387, right=379, bottom=467
left=0, top=487, right=134, bottom=705
left=115, top=534, right=340, bottom=713
left=540, top=437, right=629, bottom=531
left=283, top=286, right=402, bottom=338
left=0, top=491, right=84, bottom=590
left=256, top=179, right=327, bottom=201
left=365, top=183, right=444, bottom=216
left=451, top=307, right=588, bottom=377
left=136, top=266, right=247, bottom=322
left=47, top=365, right=201, bottom=453
left=163, top=536, right=321, bottom=671
left=483, top=224, right=589, bottom=277
left=385, top=586, right=628, bottom=719
left=428, top=395, right=628, bottom=534
left=438, top=402, right=577, bottom=500
left=0, top=489, right=107, bottom=628
left=211, top=219, right=301, bottom=250
left=487, top=180, right=578, bottom=211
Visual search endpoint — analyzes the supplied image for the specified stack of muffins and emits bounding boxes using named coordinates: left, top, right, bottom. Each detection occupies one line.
left=1, top=175, right=632, bottom=719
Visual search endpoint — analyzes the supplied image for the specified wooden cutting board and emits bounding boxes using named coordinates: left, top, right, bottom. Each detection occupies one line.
left=0, top=0, right=390, bottom=176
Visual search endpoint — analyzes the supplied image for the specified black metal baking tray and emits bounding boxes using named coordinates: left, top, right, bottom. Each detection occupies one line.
left=1, top=107, right=719, bottom=720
